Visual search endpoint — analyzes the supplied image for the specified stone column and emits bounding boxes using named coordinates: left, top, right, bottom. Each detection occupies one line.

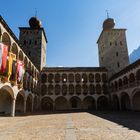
left=24, top=99, right=27, bottom=113
left=11, top=98, right=16, bottom=117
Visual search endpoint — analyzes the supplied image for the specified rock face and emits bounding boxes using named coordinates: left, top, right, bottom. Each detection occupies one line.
left=129, top=46, right=140, bottom=63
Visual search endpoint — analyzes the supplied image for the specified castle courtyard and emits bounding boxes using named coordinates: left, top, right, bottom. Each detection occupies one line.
left=0, top=111, right=140, bottom=140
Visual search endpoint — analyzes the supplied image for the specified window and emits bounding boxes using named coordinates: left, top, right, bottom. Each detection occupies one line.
left=120, top=41, right=123, bottom=46
left=23, top=40, right=26, bottom=45
left=29, top=40, right=31, bottom=45
left=35, top=40, right=37, bottom=45
left=110, top=42, right=112, bottom=46
left=117, top=62, right=120, bottom=68
left=116, top=52, right=118, bottom=56
left=28, top=51, right=31, bottom=56
left=115, top=41, right=117, bottom=46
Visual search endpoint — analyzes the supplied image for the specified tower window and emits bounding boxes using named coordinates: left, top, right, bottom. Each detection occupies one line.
left=35, top=40, right=37, bottom=45
left=110, top=42, right=112, bottom=46
left=28, top=51, right=31, bottom=56
left=116, top=52, right=118, bottom=56
left=29, top=40, right=31, bottom=45
left=23, top=40, right=26, bottom=45
left=115, top=41, right=117, bottom=46
left=117, top=62, right=120, bottom=68
left=120, top=41, right=123, bottom=46
left=101, top=57, right=103, bottom=62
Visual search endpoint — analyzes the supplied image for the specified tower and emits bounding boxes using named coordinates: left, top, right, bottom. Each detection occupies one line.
left=19, top=17, right=47, bottom=71
left=97, top=17, right=129, bottom=77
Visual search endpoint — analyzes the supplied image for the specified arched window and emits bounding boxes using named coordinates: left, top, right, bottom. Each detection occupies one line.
left=75, top=73, right=81, bottom=83
left=95, top=73, right=101, bottom=82
left=136, top=69, right=140, bottom=81
left=48, top=74, right=54, bottom=83
left=55, top=74, right=60, bottom=83
left=129, top=73, right=135, bottom=83
left=41, top=73, right=47, bottom=83
left=96, top=84, right=101, bottom=94
left=89, top=73, right=94, bottom=82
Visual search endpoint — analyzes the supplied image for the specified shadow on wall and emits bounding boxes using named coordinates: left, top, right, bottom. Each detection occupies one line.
left=89, top=111, right=140, bottom=132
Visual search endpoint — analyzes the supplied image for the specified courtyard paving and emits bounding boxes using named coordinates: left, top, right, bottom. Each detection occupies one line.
left=0, top=111, right=140, bottom=140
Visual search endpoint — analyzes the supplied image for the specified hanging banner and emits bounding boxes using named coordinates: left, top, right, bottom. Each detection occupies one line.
left=1, top=45, right=8, bottom=74
left=17, top=60, right=25, bottom=83
left=0, top=43, right=4, bottom=69
left=8, top=52, right=16, bottom=80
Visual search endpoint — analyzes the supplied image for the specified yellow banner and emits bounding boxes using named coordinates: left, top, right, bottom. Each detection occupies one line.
left=8, top=52, right=16, bottom=79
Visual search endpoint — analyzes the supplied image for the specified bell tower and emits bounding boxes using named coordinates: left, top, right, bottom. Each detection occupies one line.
left=97, top=17, right=129, bottom=77
left=19, top=17, right=47, bottom=71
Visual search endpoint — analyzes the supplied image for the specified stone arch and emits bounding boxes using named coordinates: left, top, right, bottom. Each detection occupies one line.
left=96, top=84, right=102, bottom=94
left=112, top=94, right=120, bottom=110
left=120, top=92, right=131, bottom=111
left=111, top=83, right=114, bottom=92
left=69, top=84, right=74, bottom=95
left=55, top=96, right=68, bottom=111
left=28, top=61, right=31, bottom=70
left=82, top=73, right=88, bottom=83
left=89, top=73, right=94, bottom=82
left=118, top=79, right=123, bottom=88
left=24, top=56, right=28, bottom=69
left=123, top=76, right=128, bottom=86
left=48, top=84, right=53, bottom=95
left=41, top=97, right=53, bottom=111
left=48, top=73, right=54, bottom=83
left=76, top=84, right=81, bottom=95
left=89, top=84, right=95, bottom=95
left=0, top=85, right=14, bottom=115
left=132, top=88, right=140, bottom=111
left=18, top=50, right=24, bottom=61
left=82, top=84, right=88, bottom=95
left=102, top=84, right=108, bottom=95
left=102, top=73, right=107, bottom=82
left=15, top=91, right=24, bottom=114
left=2, top=32, right=11, bottom=51
left=62, top=73, right=67, bottom=83
left=41, top=73, right=47, bottom=83
left=26, top=94, right=33, bottom=112
left=33, top=96, right=38, bottom=111
left=55, top=84, right=61, bottom=95
left=95, top=73, right=101, bottom=82
left=41, top=84, right=47, bottom=96
left=97, top=96, right=109, bottom=110
left=69, top=96, right=82, bottom=110
left=75, top=73, right=81, bottom=83
left=62, top=84, right=67, bottom=96
left=55, top=73, right=60, bottom=83
left=129, top=73, right=135, bottom=84
left=136, top=69, right=140, bottom=81
left=114, top=81, right=118, bottom=90
left=68, top=73, right=74, bottom=82
left=83, top=96, right=96, bottom=110
left=11, top=43, right=18, bottom=58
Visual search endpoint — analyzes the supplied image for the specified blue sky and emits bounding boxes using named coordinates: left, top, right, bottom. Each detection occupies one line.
left=1, top=0, right=140, bottom=67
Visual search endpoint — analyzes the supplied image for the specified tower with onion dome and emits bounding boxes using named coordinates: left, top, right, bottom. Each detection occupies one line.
left=97, top=17, right=129, bottom=77
left=19, top=16, right=47, bottom=71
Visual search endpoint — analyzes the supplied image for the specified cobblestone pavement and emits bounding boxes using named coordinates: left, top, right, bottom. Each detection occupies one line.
left=0, top=111, right=140, bottom=140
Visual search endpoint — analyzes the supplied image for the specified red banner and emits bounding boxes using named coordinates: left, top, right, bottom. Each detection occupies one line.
left=1, top=45, right=8, bottom=74
left=17, top=60, right=24, bottom=82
